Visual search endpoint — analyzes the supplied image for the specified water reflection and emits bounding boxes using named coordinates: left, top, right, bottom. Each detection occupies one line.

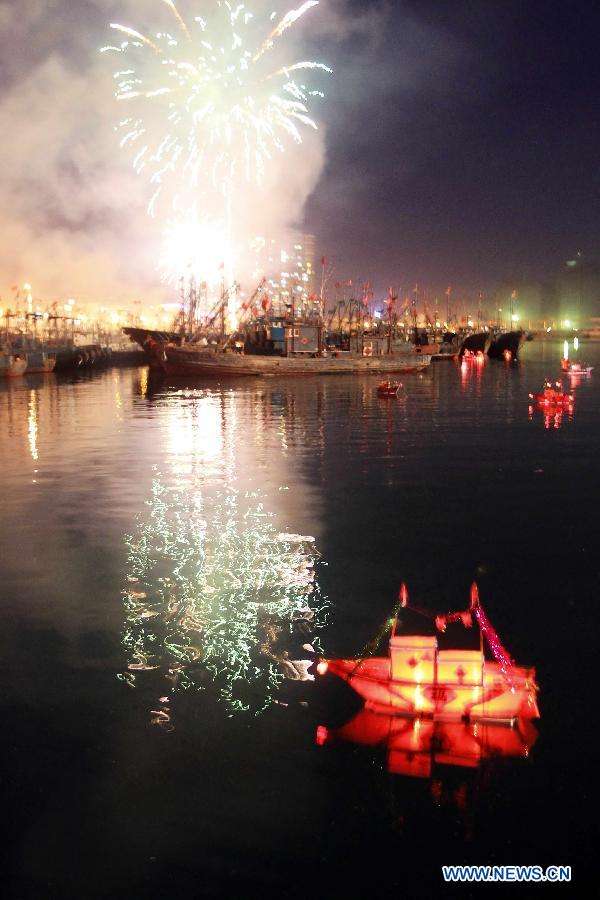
left=528, top=402, right=574, bottom=429
left=28, top=389, right=38, bottom=460
left=318, top=709, right=537, bottom=779
left=122, top=475, right=327, bottom=720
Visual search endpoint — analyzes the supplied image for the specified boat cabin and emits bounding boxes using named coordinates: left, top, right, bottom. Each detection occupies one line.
left=389, top=635, right=484, bottom=687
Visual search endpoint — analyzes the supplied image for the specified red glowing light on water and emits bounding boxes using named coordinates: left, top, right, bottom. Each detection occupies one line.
left=316, top=725, right=328, bottom=746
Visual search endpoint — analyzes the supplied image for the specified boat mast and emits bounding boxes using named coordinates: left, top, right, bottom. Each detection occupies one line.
left=220, top=273, right=226, bottom=339
left=413, top=283, right=419, bottom=343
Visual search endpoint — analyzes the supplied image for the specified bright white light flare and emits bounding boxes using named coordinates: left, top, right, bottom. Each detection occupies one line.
left=159, top=216, right=233, bottom=288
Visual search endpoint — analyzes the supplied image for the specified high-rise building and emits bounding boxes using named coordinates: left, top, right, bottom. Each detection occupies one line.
left=249, top=232, right=317, bottom=317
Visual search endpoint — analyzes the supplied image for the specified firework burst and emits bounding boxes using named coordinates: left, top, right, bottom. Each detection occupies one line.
left=102, top=1, right=331, bottom=218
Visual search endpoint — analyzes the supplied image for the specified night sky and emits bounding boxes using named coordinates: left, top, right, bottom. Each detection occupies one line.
left=305, top=0, right=600, bottom=293
left=0, top=0, right=599, bottom=304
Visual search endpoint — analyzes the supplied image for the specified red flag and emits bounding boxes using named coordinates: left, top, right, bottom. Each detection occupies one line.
left=445, top=286, right=451, bottom=296
left=321, top=256, right=326, bottom=267
left=511, top=290, right=517, bottom=298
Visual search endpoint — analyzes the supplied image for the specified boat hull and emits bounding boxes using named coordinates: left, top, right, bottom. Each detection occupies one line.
left=0, top=355, right=27, bottom=377
left=324, top=656, right=539, bottom=723
left=156, top=345, right=431, bottom=377
left=25, top=352, right=56, bottom=374
left=488, top=330, right=526, bottom=361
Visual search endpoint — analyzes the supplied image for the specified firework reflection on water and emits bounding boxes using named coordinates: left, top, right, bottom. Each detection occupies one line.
left=120, top=475, right=328, bottom=725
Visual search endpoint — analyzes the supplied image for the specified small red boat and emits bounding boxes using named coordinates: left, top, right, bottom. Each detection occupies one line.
left=316, top=583, right=539, bottom=724
left=377, top=379, right=402, bottom=397
left=560, top=359, right=593, bottom=376
left=528, top=380, right=574, bottom=406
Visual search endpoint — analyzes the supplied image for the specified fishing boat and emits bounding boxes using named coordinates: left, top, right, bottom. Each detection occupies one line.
left=0, top=351, right=27, bottom=377
left=24, top=350, right=56, bottom=374
left=316, top=708, right=538, bottom=778
left=148, top=338, right=431, bottom=377
left=377, top=379, right=402, bottom=397
left=488, top=330, right=528, bottom=361
left=458, top=332, right=492, bottom=359
left=528, top=380, right=574, bottom=406
left=316, top=583, right=539, bottom=724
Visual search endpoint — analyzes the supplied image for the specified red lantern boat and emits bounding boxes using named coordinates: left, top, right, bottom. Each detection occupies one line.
left=528, top=380, right=574, bottom=407
left=377, top=379, right=402, bottom=397
left=316, top=583, right=540, bottom=724
left=560, top=358, right=593, bottom=376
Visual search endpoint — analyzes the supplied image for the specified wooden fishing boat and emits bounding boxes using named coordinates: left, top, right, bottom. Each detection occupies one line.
left=0, top=352, right=27, bottom=377
left=25, top=350, right=56, bottom=374
left=316, top=583, right=539, bottom=724
left=148, top=339, right=432, bottom=377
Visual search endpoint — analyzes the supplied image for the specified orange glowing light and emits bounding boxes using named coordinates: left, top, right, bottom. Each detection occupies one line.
left=316, top=661, right=329, bottom=675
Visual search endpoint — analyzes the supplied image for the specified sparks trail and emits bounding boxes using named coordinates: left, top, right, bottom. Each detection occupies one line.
left=102, top=1, right=331, bottom=218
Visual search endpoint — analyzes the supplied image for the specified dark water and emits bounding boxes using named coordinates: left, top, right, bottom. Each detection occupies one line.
left=1, top=342, right=596, bottom=897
